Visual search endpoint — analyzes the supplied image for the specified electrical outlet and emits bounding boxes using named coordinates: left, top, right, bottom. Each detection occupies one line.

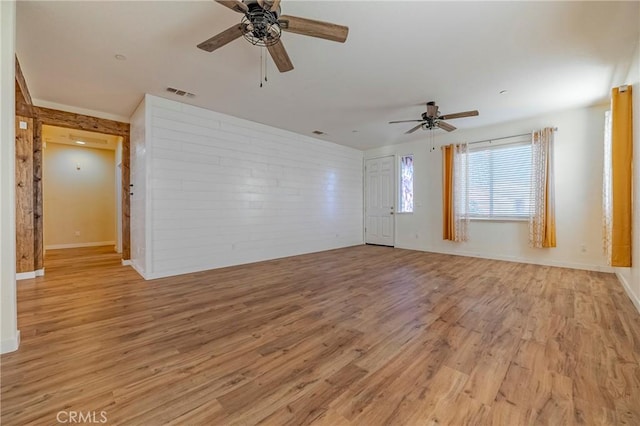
left=581, top=245, right=587, bottom=253
left=75, top=231, right=80, bottom=237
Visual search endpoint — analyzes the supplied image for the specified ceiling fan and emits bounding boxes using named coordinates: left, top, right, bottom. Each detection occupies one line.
left=197, top=0, right=349, bottom=73
left=389, top=101, right=479, bottom=134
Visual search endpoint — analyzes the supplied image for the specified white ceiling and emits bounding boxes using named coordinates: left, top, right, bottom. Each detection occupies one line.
left=17, top=1, right=639, bottom=150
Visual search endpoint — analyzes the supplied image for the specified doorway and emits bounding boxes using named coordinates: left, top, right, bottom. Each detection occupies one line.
left=42, top=125, right=122, bottom=257
left=365, top=156, right=395, bottom=246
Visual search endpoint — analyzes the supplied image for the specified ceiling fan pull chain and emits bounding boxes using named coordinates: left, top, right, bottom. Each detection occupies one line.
left=264, top=47, right=268, bottom=82
left=430, top=128, right=434, bottom=152
left=259, top=47, right=264, bottom=88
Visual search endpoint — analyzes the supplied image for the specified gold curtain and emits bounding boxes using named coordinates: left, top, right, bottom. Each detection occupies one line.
left=529, top=128, right=556, bottom=248
left=611, top=86, right=633, bottom=267
left=442, top=145, right=454, bottom=240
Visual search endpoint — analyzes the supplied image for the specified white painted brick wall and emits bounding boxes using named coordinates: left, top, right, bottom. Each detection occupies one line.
left=133, top=95, right=363, bottom=279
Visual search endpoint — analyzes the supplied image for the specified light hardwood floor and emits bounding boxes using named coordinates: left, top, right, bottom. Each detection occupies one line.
left=1, top=245, right=639, bottom=425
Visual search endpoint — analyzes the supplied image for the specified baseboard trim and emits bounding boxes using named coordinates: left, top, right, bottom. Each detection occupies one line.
left=1, top=330, right=20, bottom=354
left=45, top=241, right=115, bottom=250
left=121, top=259, right=132, bottom=266
left=16, top=271, right=36, bottom=280
left=130, top=262, right=148, bottom=280
left=404, top=246, right=614, bottom=273
left=35, top=268, right=45, bottom=277
left=615, top=271, right=640, bottom=314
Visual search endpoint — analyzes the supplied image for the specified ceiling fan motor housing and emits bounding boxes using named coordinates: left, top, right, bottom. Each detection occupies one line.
left=241, top=0, right=282, bottom=46
left=426, top=101, right=439, bottom=118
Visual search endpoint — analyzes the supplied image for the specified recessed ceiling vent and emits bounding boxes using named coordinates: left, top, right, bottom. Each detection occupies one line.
left=312, top=130, right=325, bottom=135
left=166, top=87, right=196, bottom=98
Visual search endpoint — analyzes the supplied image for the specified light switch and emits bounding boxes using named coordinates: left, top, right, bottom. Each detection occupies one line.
left=19, top=121, right=27, bottom=130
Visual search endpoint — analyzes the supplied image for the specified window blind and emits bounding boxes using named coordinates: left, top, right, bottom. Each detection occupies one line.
left=468, top=142, right=532, bottom=218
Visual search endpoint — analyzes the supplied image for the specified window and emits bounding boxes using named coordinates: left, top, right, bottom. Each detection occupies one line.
left=399, top=155, right=414, bottom=213
left=468, top=143, right=532, bottom=219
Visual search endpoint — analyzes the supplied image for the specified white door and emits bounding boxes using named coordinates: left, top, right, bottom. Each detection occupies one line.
left=365, top=156, right=395, bottom=246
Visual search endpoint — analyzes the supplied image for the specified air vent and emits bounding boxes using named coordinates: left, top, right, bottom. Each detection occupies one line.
left=312, top=130, right=325, bottom=135
left=166, top=87, right=195, bottom=98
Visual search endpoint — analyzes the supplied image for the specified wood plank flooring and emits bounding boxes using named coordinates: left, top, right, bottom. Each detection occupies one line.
left=1, top=245, right=639, bottom=425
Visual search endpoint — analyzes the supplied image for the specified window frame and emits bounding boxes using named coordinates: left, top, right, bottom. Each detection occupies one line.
left=467, top=140, right=532, bottom=222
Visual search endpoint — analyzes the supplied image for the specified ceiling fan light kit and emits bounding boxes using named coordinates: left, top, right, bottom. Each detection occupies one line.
left=198, top=0, right=349, bottom=73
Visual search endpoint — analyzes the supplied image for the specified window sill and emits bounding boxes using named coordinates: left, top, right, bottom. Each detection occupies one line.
left=396, top=212, right=413, bottom=215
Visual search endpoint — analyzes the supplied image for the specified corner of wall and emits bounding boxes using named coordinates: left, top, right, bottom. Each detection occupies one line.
left=615, top=269, right=640, bottom=313
left=0, top=0, right=19, bottom=354
left=0, top=330, right=20, bottom=354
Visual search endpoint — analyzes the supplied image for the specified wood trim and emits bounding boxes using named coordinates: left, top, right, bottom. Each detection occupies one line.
left=33, top=120, right=44, bottom=271
left=15, top=56, right=32, bottom=106
left=36, top=106, right=130, bottom=137
left=15, top=116, right=35, bottom=273
left=15, top=81, right=35, bottom=118
left=122, top=135, right=131, bottom=260
left=32, top=107, right=131, bottom=261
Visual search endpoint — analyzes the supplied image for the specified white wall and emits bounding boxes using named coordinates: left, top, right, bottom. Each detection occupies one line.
left=129, top=98, right=149, bottom=276
left=130, top=95, right=363, bottom=279
left=366, top=104, right=610, bottom=272
left=615, top=40, right=640, bottom=312
left=0, top=0, right=19, bottom=353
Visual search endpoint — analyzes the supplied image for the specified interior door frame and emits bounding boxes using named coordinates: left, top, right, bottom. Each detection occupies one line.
left=34, top=107, right=131, bottom=266
left=364, top=154, right=396, bottom=247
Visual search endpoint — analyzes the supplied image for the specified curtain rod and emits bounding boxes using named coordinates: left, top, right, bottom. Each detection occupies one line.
left=465, top=127, right=558, bottom=146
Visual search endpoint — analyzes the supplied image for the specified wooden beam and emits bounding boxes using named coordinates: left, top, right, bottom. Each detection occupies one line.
left=36, top=106, right=129, bottom=137
left=15, top=55, right=32, bottom=106
left=15, top=81, right=36, bottom=118
left=15, top=116, right=35, bottom=273
left=122, top=135, right=130, bottom=260
left=33, top=121, right=43, bottom=271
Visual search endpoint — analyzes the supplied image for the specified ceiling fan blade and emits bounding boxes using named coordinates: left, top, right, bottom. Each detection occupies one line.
left=406, top=124, right=424, bottom=134
left=197, top=24, right=245, bottom=52
left=439, top=110, right=479, bottom=120
left=279, top=15, right=349, bottom=43
left=215, top=0, right=249, bottom=13
left=267, top=39, right=294, bottom=72
left=436, top=121, right=457, bottom=132
left=270, top=0, right=281, bottom=11
left=389, top=119, right=424, bottom=124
